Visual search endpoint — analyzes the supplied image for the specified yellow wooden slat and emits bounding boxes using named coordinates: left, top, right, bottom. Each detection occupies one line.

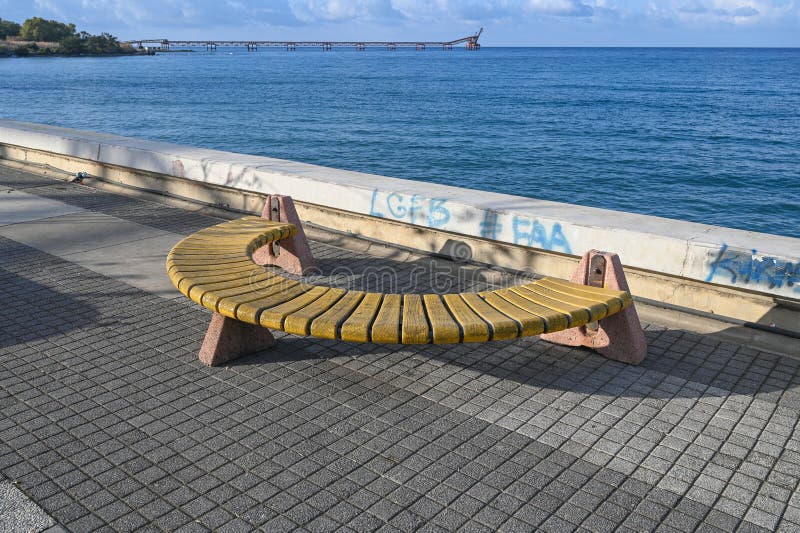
left=167, top=269, right=185, bottom=291
left=194, top=217, right=279, bottom=230
left=310, top=291, right=366, bottom=340
left=169, top=252, right=248, bottom=263
left=242, top=229, right=287, bottom=242
left=522, top=282, right=611, bottom=321
left=536, top=278, right=630, bottom=312
left=372, top=294, right=403, bottom=343
left=167, top=259, right=255, bottom=273
left=176, top=264, right=262, bottom=293
left=494, top=288, right=569, bottom=333
left=173, top=262, right=257, bottom=279
left=401, top=294, right=430, bottom=344
left=340, top=293, right=384, bottom=343
left=479, top=291, right=545, bottom=337
left=166, top=256, right=253, bottom=269
left=172, top=238, right=251, bottom=246
left=507, top=286, right=587, bottom=328
left=172, top=245, right=249, bottom=253
left=236, top=283, right=312, bottom=324
left=171, top=262, right=258, bottom=282
left=177, top=234, right=256, bottom=242
left=172, top=239, right=252, bottom=246
left=283, top=288, right=348, bottom=335
left=188, top=271, right=279, bottom=304
left=175, top=236, right=252, bottom=243
left=260, top=286, right=332, bottom=329
left=193, top=225, right=280, bottom=237
left=186, top=226, right=285, bottom=242
left=442, top=294, right=490, bottom=342
left=201, top=274, right=286, bottom=311
left=246, top=227, right=296, bottom=245
left=539, top=276, right=629, bottom=300
left=422, top=295, right=461, bottom=344
left=169, top=247, right=248, bottom=255
left=205, top=218, right=283, bottom=228
left=177, top=270, right=255, bottom=294
left=216, top=278, right=300, bottom=319
left=177, top=248, right=246, bottom=255
left=190, top=232, right=271, bottom=244
left=459, top=293, right=519, bottom=340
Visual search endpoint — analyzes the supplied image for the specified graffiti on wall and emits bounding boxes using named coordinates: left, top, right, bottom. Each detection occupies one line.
left=369, top=190, right=573, bottom=254
left=706, top=244, right=800, bottom=293
left=369, top=190, right=451, bottom=228
left=511, top=216, right=572, bottom=254
left=478, top=210, right=572, bottom=253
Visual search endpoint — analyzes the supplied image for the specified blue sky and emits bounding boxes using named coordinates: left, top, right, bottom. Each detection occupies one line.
left=1, top=0, right=798, bottom=46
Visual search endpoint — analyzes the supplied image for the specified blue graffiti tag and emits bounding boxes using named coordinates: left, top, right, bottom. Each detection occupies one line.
left=511, top=216, right=572, bottom=254
left=369, top=189, right=451, bottom=228
left=479, top=211, right=503, bottom=240
left=386, top=192, right=407, bottom=218
left=706, top=244, right=800, bottom=292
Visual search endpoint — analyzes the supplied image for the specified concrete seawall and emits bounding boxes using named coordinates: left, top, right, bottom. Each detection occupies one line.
left=1, top=119, right=798, bottom=335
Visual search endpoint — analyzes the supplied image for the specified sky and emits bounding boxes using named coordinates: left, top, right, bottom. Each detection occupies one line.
left=1, top=0, right=798, bottom=47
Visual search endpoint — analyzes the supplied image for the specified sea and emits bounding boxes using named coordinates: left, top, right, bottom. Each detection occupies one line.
left=1, top=47, right=798, bottom=238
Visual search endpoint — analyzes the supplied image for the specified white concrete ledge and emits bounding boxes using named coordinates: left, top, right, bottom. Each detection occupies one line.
left=1, top=118, right=798, bottom=300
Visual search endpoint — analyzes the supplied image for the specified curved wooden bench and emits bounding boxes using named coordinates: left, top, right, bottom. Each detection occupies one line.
left=168, top=216, right=639, bottom=365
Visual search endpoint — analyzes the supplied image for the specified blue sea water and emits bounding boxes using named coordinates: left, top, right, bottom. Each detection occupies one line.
left=1, top=47, right=798, bottom=238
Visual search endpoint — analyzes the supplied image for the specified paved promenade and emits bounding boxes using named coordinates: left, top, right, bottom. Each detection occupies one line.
left=1, top=165, right=799, bottom=532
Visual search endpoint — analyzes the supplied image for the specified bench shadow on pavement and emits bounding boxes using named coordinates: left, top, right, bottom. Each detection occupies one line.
left=223, top=253, right=800, bottom=403
left=0, top=270, right=101, bottom=350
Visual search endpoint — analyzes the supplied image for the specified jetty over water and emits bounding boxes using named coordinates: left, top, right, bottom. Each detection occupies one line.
left=124, top=28, right=483, bottom=51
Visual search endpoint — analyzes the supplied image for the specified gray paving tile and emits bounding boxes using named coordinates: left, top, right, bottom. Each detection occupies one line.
left=0, top=481, right=57, bottom=533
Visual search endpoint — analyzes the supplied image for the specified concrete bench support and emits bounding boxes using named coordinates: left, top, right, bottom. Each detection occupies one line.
left=199, top=312, right=276, bottom=367
left=541, top=250, right=647, bottom=364
left=252, top=194, right=316, bottom=275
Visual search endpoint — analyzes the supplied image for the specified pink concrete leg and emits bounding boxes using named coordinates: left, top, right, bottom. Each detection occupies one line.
left=541, top=250, right=648, bottom=365
left=251, top=195, right=316, bottom=275
left=199, top=313, right=276, bottom=367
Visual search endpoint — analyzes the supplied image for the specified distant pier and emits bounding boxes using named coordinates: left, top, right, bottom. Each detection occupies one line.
left=124, top=29, right=482, bottom=52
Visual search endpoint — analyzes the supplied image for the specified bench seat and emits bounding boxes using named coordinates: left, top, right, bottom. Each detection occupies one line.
left=167, top=217, right=633, bottom=345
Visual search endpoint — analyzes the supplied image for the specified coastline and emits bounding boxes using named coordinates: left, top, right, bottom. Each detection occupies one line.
left=0, top=43, right=150, bottom=57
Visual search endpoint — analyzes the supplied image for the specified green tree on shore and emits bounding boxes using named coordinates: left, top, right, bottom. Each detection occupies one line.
left=0, top=18, right=21, bottom=39
left=59, top=32, right=123, bottom=54
left=19, top=17, right=75, bottom=42
left=1, top=17, right=135, bottom=56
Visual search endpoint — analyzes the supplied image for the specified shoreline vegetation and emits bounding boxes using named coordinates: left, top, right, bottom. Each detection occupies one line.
left=0, top=17, right=147, bottom=57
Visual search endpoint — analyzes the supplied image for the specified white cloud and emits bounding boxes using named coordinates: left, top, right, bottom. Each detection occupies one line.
left=674, top=0, right=793, bottom=25
left=34, top=0, right=67, bottom=19
left=286, top=0, right=595, bottom=23
left=288, top=0, right=402, bottom=22
left=3, top=0, right=797, bottom=42
left=525, top=0, right=594, bottom=16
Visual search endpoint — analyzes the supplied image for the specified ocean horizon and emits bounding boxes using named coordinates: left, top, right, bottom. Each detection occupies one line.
left=1, top=46, right=797, bottom=237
